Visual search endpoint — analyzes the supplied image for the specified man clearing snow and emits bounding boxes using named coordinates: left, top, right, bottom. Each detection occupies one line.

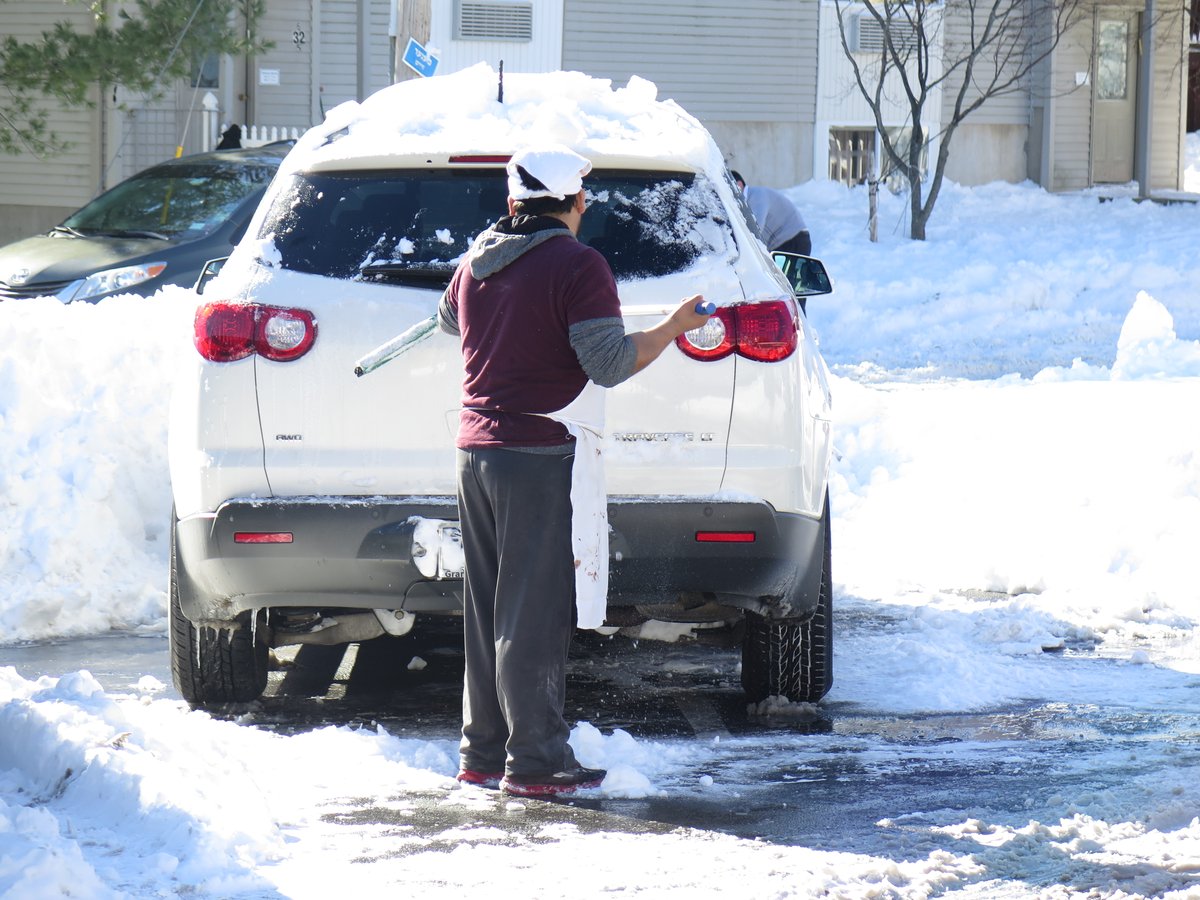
left=438, top=144, right=711, bottom=797
left=731, top=169, right=812, bottom=256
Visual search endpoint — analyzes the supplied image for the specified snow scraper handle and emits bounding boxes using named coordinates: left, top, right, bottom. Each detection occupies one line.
left=353, top=316, right=438, bottom=377
left=356, top=304, right=712, bottom=377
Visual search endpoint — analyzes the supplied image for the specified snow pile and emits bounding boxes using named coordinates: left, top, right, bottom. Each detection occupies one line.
left=0, top=292, right=192, bottom=642
left=797, top=177, right=1200, bottom=379
left=830, top=329, right=1200, bottom=653
left=0, top=666, right=462, bottom=896
left=0, top=668, right=282, bottom=896
left=1111, top=291, right=1200, bottom=379
left=307, top=64, right=717, bottom=172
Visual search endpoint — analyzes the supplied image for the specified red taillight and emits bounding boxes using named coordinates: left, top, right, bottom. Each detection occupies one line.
left=674, top=299, right=797, bottom=363
left=234, top=532, right=293, bottom=544
left=695, top=531, right=756, bottom=543
left=449, top=154, right=512, bottom=164
left=734, top=301, right=798, bottom=362
left=194, top=302, right=317, bottom=363
left=194, top=302, right=255, bottom=362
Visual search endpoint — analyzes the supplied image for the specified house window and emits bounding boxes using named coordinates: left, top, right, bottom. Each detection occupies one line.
left=455, top=0, right=534, bottom=42
left=1097, top=19, right=1129, bottom=100
left=190, top=53, right=219, bottom=89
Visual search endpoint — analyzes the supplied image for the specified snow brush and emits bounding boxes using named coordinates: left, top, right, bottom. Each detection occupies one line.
left=353, top=316, right=437, bottom=377
left=354, top=302, right=713, bottom=377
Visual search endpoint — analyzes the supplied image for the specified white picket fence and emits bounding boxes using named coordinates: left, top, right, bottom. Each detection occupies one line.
left=200, top=92, right=303, bottom=150
left=828, top=134, right=874, bottom=187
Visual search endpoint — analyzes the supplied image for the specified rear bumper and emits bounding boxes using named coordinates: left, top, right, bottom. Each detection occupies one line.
left=173, top=495, right=825, bottom=624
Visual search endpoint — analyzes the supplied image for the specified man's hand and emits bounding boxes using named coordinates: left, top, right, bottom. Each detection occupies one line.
left=670, top=294, right=715, bottom=334
left=629, top=294, right=715, bottom=373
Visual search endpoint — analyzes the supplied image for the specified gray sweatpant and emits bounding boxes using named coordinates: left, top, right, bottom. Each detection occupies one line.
left=456, top=447, right=581, bottom=777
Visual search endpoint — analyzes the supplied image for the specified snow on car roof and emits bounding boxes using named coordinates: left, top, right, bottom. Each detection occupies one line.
left=282, top=64, right=725, bottom=178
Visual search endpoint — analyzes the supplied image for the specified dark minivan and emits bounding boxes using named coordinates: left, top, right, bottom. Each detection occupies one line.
left=0, top=143, right=290, bottom=303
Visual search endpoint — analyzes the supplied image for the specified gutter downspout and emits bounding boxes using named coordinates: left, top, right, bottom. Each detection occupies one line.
left=1135, top=0, right=1155, bottom=199
left=98, top=0, right=109, bottom=192
left=1040, top=28, right=1055, bottom=190
left=357, top=0, right=370, bottom=101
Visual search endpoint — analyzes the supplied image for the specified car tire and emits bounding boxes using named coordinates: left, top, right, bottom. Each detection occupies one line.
left=168, top=513, right=269, bottom=706
left=740, top=500, right=833, bottom=704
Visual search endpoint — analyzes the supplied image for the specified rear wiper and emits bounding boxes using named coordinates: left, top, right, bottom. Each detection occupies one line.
left=359, top=262, right=454, bottom=286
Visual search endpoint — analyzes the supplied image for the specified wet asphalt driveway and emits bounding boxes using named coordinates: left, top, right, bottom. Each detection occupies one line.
left=3, top=613, right=1196, bottom=880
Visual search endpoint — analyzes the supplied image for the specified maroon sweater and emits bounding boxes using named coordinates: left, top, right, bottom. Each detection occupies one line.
left=441, top=222, right=622, bottom=449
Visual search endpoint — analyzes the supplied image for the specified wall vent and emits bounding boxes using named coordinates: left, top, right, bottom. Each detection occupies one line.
left=456, top=1, right=534, bottom=42
left=847, top=12, right=917, bottom=55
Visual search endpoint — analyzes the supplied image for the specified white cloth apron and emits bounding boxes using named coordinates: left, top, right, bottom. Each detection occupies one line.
left=539, top=381, right=609, bottom=629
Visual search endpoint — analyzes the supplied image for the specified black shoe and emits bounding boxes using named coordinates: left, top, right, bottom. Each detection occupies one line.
left=500, top=766, right=607, bottom=797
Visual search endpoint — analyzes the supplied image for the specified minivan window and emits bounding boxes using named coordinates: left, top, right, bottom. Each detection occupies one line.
left=259, top=169, right=733, bottom=286
left=63, top=164, right=276, bottom=240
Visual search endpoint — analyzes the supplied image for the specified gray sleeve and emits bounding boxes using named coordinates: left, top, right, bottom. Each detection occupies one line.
left=569, top=317, right=637, bottom=388
left=437, top=289, right=459, bottom=336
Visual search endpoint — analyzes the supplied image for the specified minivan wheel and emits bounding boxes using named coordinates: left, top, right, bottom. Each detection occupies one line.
left=740, top=503, right=832, bottom=704
left=168, top=517, right=269, bottom=706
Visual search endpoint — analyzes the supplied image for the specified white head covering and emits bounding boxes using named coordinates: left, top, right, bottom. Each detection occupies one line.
left=506, top=144, right=593, bottom=201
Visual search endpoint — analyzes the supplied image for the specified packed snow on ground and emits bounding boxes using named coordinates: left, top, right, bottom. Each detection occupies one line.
left=1, top=72, right=1199, bottom=897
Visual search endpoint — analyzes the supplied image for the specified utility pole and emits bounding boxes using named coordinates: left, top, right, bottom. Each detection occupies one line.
left=394, top=0, right=433, bottom=83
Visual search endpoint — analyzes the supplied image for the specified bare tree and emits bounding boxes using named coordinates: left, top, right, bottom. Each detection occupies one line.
left=835, top=0, right=1092, bottom=240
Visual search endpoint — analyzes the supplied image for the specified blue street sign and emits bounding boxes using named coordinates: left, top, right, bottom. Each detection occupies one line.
left=403, top=37, right=439, bottom=78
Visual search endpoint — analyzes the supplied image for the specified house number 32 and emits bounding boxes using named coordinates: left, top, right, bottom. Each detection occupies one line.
left=293, top=27, right=307, bottom=50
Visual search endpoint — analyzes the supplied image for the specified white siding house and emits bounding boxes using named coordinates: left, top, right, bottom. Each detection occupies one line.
left=561, top=0, right=819, bottom=189
left=938, top=0, right=1030, bottom=186
left=423, top=0, right=818, bottom=189
left=1, top=1, right=101, bottom=243
left=0, top=0, right=395, bottom=245
left=814, top=1, right=945, bottom=188
left=428, top=0, right=564, bottom=74
left=0, top=0, right=1190, bottom=245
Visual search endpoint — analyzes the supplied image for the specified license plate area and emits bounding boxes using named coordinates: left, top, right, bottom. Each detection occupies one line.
left=411, top=518, right=464, bottom=580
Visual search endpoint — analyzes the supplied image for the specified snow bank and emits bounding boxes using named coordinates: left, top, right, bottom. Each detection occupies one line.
left=798, top=178, right=1200, bottom=379
left=4, top=663, right=1200, bottom=897
left=830, top=293, right=1200, bottom=697
left=1112, top=291, right=1200, bottom=379
left=0, top=291, right=192, bottom=642
left=0, top=665, right=468, bottom=896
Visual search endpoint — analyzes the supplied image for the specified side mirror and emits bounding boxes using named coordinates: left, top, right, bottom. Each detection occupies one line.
left=773, top=253, right=832, bottom=299
left=194, top=257, right=228, bottom=295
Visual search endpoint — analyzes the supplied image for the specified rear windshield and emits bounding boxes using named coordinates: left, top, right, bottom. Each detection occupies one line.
left=64, top=163, right=276, bottom=240
left=258, top=168, right=733, bottom=286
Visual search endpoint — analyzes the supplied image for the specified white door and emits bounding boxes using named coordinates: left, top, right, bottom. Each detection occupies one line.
left=1092, top=11, right=1139, bottom=184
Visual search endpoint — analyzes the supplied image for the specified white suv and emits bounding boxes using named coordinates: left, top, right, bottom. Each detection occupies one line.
left=168, top=67, right=834, bottom=707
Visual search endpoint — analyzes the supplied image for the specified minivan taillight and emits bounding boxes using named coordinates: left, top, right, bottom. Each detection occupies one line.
left=675, top=299, right=797, bottom=363
left=194, top=302, right=318, bottom=363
